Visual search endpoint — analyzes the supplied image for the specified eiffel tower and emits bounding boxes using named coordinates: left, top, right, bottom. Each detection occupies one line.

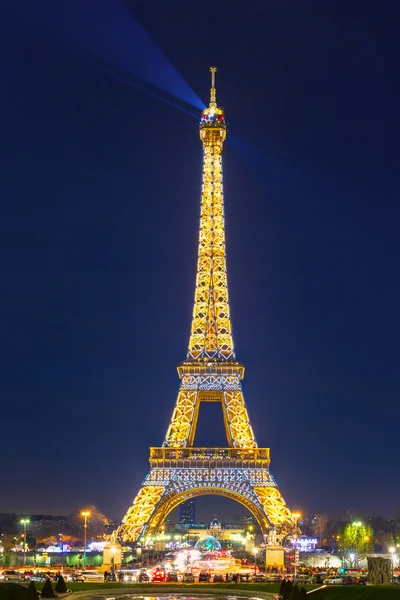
left=115, top=68, right=294, bottom=543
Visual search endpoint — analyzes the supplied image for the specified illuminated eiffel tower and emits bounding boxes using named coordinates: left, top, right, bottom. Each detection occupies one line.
left=115, top=68, right=294, bottom=543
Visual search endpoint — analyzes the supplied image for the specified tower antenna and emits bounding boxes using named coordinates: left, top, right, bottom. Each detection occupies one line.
left=209, top=66, right=217, bottom=108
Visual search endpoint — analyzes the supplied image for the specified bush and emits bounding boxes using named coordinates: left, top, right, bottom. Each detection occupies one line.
left=283, top=580, right=293, bottom=600
left=289, top=583, right=300, bottom=600
left=27, top=581, right=39, bottom=600
left=279, top=578, right=286, bottom=595
left=41, top=579, right=55, bottom=599
left=55, top=576, right=67, bottom=594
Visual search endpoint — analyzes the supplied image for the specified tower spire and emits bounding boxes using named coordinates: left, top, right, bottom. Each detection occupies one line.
left=188, top=67, right=230, bottom=361
left=209, top=66, right=217, bottom=108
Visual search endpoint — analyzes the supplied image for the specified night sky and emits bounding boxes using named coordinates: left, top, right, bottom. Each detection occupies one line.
left=1, top=1, right=399, bottom=522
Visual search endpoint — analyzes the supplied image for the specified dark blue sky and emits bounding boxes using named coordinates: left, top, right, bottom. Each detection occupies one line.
left=1, top=1, right=399, bottom=522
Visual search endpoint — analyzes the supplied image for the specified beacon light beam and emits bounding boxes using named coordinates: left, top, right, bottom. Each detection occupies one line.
left=6, top=0, right=204, bottom=111
left=227, top=132, right=349, bottom=236
left=89, top=55, right=200, bottom=120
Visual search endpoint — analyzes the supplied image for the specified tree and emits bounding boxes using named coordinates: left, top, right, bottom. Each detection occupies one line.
left=2, top=534, right=19, bottom=550
left=41, top=579, right=55, bottom=599
left=27, top=581, right=39, bottom=600
left=55, top=575, right=67, bottom=594
left=377, top=531, right=395, bottom=552
left=69, top=505, right=110, bottom=540
left=341, top=521, right=374, bottom=563
left=311, top=514, right=329, bottom=544
left=37, top=536, right=58, bottom=547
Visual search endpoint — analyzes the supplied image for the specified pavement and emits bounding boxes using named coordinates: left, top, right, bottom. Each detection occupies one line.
left=67, top=587, right=278, bottom=600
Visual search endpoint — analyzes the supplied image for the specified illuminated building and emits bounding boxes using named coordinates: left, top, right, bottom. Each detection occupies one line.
left=188, top=518, right=244, bottom=543
left=179, top=498, right=196, bottom=524
left=113, top=68, right=294, bottom=543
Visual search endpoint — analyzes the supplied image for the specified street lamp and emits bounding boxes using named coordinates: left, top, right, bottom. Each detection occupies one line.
left=292, top=513, right=301, bottom=580
left=81, top=511, right=91, bottom=568
left=20, top=519, right=30, bottom=566
left=252, top=547, right=258, bottom=575
left=389, top=547, right=395, bottom=581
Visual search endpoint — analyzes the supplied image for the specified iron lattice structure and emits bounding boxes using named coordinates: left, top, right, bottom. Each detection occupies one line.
left=116, top=68, right=294, bottom=543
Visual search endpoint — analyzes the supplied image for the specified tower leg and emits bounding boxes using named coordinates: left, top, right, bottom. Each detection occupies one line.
left=119, top=486, right=165, bottom=541
left=254, top=486, right=294, bottom=535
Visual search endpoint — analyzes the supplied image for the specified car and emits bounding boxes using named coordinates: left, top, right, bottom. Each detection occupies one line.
left=183, top=572, right=195, bottom=583
left=323, top=576, right=343, bottom=585
left=30, top=573, right=51, bottom=582
left=61, top=571, right=79, bottom=582
left=343, top=575, right=365, bottom=585
left=212, top=574, right=224, bottom=583
left=253, top=574, right=266, bottom=582
left=392, top=576, right=400, bottom=586
left=294, top=575, right=312, bottom=584
left=0, top=571, right=25, bottom=582
left=166, top=571, right=178, bottom=582
left=80, top=570, right=104, bottom=582
left=152, top=569, right=166, bottom=582
left=198, top=571, right=210, bottom=582
left=138, top=571, right=150, bottom=582
left=115, top=570, right=138, bottom=583
left=311, top=574, right=326, bottom=584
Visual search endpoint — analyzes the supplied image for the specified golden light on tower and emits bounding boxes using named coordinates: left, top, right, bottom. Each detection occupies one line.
left=113, top=69, right=294, bottom=545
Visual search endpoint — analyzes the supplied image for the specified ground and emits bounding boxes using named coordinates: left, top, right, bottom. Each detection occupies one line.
left=1, top=582, right=399, bottom=600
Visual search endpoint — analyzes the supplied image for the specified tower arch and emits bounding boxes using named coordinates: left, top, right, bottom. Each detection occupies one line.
left=145, top=487, right=269, bottom=538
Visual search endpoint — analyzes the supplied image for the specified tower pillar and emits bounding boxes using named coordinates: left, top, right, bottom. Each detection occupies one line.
left=102, top=542, right=122, bottom=571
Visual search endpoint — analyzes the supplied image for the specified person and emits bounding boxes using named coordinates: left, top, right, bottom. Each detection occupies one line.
left=104, top=570, right=108, bottom=582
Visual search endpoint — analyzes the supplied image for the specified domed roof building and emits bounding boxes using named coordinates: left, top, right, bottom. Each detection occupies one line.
left=210, top=518, right=222, bottom=530
left=186, top=516, right=244, bottom=543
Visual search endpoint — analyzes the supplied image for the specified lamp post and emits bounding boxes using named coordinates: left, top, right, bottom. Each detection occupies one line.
left=81, top=511, right=91, bottom=568
left=253, top=547, right=258, bottom=575
left=20, top=519, right=30, bottom=566
left=351, top=521, right=363, bottom=568
left=389, top=547, right=395, bottom=582
left=292, top=513, right=301, bottom=580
